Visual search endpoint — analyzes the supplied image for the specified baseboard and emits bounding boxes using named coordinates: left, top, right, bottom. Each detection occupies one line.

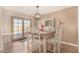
left=61, top=41, right=78, bottom=47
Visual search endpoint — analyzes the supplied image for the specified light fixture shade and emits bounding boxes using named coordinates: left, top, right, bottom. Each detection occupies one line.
left=35, top=13, right=40, bottom=19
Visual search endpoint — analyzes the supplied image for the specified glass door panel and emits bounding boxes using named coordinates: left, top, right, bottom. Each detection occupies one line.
left=13, top=19, right=19, bottom=40
left=18, top=19, right=23, bottom=39
left=24, top=20, right=31, bottom=37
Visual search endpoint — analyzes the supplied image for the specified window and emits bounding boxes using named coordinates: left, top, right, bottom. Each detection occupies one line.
left=13, top=17, right=31, bottom=40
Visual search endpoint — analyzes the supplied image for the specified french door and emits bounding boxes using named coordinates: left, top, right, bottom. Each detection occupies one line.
left=12, top=17, right=31, bottom=40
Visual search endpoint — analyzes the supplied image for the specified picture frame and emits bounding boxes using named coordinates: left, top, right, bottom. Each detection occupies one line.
left=45, top=20, right=52, bottom=27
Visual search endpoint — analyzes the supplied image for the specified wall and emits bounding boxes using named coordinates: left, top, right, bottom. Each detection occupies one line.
left=39, top=7, right=78, bottom=52
left=76, top=6, right=79, bottom=53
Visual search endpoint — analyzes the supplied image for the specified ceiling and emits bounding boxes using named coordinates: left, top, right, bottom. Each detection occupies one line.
left=2, top=6, right=71, bottom=16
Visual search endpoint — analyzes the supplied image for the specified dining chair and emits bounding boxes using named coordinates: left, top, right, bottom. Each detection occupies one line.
left=32, top=30, right=41, bottom=53
left=46, top=23, right=63, bottom=53
left=53, top=23, right=63, bottom=53
left=26, top=27, right=42, bottom=53
left=26, top=31, right=33, bottom=53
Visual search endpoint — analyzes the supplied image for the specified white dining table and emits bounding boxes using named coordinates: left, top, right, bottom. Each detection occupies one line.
left=26, top=29, right=55, bottom=53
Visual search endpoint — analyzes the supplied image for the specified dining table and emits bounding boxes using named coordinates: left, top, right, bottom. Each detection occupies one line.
left=26, top=29, right=55, bottom=53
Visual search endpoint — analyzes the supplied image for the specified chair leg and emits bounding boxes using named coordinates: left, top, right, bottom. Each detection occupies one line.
left=53, top=43, right=56, bottom=53
left=57, top=43, right=61, bottom=53
left=39, top=41, right=41, bottom=53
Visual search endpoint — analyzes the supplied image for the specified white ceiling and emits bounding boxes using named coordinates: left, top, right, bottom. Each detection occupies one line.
left=2, top=6, right=71, bottom=16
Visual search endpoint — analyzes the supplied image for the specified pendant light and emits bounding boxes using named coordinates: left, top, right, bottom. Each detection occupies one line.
left=35, top=6, right=40, bottom=19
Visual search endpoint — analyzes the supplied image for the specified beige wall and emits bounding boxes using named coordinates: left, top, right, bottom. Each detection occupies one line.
left=39, top=7, right=78, bottom=52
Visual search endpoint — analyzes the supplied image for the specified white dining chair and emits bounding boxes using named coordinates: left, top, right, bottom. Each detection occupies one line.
left=53, top=23, right=63, bottom=53
left=32, top=30, right=41, bottom=53
left=46, top=23, right=63, bottom=53
left=26, top=31, right=33, bottom=53
left=26, top=28, right=42, bottom=53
